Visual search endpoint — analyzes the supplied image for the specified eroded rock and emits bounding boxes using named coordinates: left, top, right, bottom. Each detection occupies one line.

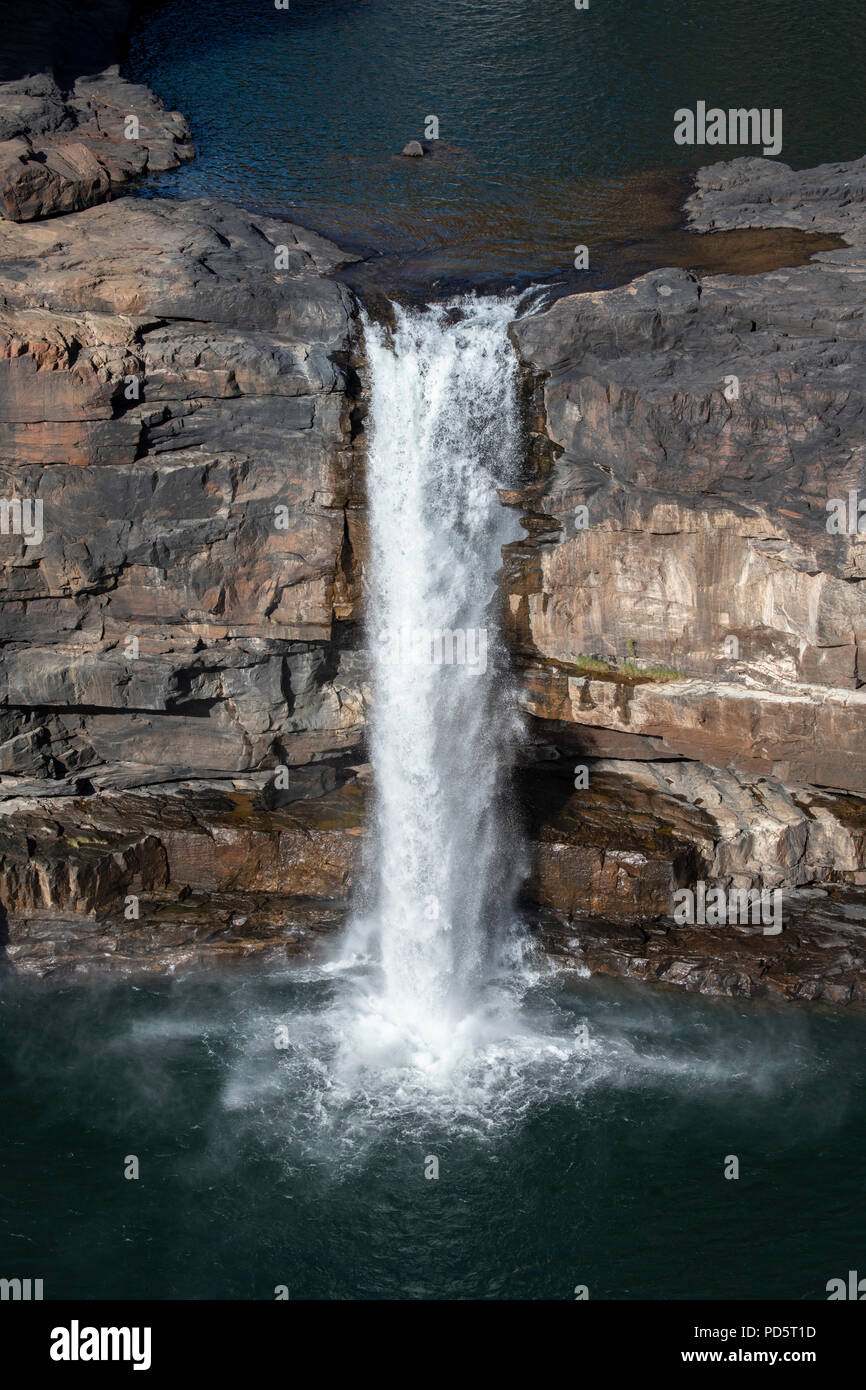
left=504, top=155, right=866, bottom=998
left=0, top=68, right=194, bottom=220
left=0, top=196, right=367, bottom=811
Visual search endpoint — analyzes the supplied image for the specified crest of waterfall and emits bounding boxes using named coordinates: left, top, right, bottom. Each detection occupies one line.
left=343, top=296, right=528, bottom=1052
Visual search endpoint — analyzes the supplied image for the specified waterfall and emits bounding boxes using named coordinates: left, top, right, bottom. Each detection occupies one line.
left=343, top=296, right=527, bottom=1056
left=212, top=302, right=798, bottom=1163
left=220, top=296, right=599, bottom=1140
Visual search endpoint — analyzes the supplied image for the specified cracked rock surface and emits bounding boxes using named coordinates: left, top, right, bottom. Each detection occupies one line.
left=0, top=68, right=194, bottom=220
left=507, top=156, right=866, bottom=998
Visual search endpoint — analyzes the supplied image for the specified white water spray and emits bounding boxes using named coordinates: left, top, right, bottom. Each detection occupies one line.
left=213, top=298, right=800, bottom=1154
left=343, top=296, right=527, bottom=1055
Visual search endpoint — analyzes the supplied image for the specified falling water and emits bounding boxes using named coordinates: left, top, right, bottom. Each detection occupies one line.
left=218, top=296, right=625, bottom=1140
left=342, top=296, right=527, bottom=1056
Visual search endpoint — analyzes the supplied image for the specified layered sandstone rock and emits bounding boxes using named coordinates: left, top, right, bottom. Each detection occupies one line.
left=535, top=886, right=866, bottom=1006
left=508, top=156, right=866, bottom=971
left=1, top=769, right=367, bottom=976
left=0, top=194, right=371, bottom=971
left=508, top=159, right=866, bottom=698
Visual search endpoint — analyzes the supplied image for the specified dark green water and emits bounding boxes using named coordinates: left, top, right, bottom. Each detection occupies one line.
left=126, top=0, right=866, bottom=282
left=2, top=965, right=865, bottom=1300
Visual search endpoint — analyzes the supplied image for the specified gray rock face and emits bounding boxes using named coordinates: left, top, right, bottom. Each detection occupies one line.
left=0, top=68, right=194, bottom=220
left=685, top=155, right=866, bottom=247
left=0, top=72, right=71, bottom=141
left=0, top=196, right=367, bottom=807
left=507, top=154, right=866, bottom=989
left=509, top=174, right=866, bottom=708
left=0, top=187, right=373, bottom=978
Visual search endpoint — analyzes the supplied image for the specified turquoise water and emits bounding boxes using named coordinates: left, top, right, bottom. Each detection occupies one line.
left=2, top=966, right=865, bottom=1300
left=126, top=0, right=866, bottom=281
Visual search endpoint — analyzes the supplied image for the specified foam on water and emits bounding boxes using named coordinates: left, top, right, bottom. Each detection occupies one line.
left=203, top=957, right=813, bottom=1180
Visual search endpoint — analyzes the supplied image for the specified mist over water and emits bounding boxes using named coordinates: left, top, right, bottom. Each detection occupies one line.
left=5, top=965, right=865, bottom=1298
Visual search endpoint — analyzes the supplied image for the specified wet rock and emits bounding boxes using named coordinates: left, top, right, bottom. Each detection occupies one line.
left=534, top=886, right=866, bottom=1005
left=0, top=768, right=367, bottom=975
left=400, top=140, right=425, bottom=157
left=3, top=896, right=347, bottom=980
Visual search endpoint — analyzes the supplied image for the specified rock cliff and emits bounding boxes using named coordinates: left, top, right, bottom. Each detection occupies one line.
left=508, top=156, right=866, bottom=999
left=2, top=4, right=866, bottom=999
left=0, top=192, right=370, bottom=974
